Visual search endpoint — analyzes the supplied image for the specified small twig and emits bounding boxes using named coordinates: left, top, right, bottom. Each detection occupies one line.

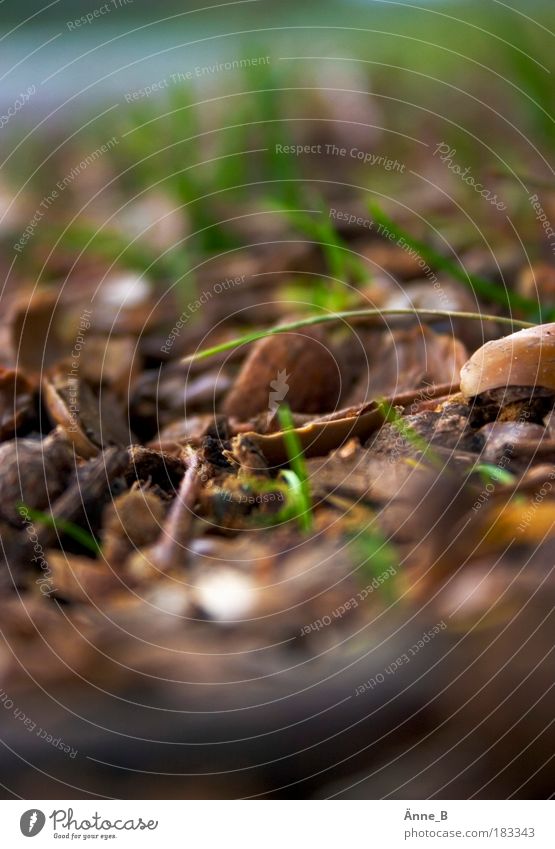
left=151, top=453, right=201, bottom=572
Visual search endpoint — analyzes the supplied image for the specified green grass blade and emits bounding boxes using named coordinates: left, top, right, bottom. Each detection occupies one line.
left=350, top=526, right=398, bottom=602
left=368, top=202, right=542, bottom=316
left=182, top=307, right=533, bottom=364
left=18, top=504, right=101, bottom=554
left=473, top=462, right=516, bottom=487
left=277, top=404, right=313, bottom=533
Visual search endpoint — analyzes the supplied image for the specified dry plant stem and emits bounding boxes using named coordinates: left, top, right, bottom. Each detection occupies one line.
left=151, top=453, right=200, bottom=572
left=37, top=446, right=129, bottom=550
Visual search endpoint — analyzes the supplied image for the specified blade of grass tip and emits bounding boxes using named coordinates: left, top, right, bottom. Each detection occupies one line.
left=269, top=193, right=367, bottom=286
left=275, top=468, right=305, bottom=526
left=312, top=195, right=368, bottom=283
left=291, top=194, right=357, bottom=283
left=367, top=202, right=541, bottom=316
left=19, top=504, right=100, bottom=554
left=473, top=462, right=516, bottom=487
left=181, top=308, right=534, bottom=364
left=250, top=62, right=300, bottom=198
left=277, top=404, right=313, bottom=533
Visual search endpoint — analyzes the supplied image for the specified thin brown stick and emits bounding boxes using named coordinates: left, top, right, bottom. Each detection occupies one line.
left=151, top=453, right=201, bottom=572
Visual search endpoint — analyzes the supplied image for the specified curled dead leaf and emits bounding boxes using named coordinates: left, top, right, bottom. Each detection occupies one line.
left=240, top=383, right=457, bottom=465
left=43, top=371, right=132, bottom=459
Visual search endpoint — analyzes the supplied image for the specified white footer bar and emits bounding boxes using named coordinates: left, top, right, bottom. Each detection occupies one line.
left=3, top=800, right=553, bottom=848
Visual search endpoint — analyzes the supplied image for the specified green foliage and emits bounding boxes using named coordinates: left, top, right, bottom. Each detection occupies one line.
left=368, top=202, right=544, bottom=318
left=266, top=190, right=367, bottom=311
left=54, top=222, right=184, bottom=280
left=225, top=471, right=312, bottom=531
left=276, top=404, right=313, bottom=533
left=111, top=84, right=239, bottom=256
left=18, top=504, right=100, bottom=555
left=473, top=462, right=516, bottom=487
left=350, top=525, right=398, bottom=602
left=375, top=397, right=443, bottom=469
left=497, top=17, right=555, bottom=151
left=244, top=58, right=300, bottom=203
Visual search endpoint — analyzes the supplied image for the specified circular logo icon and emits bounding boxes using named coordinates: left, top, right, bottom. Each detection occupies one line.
left=20, top=810, right=46, bottom=837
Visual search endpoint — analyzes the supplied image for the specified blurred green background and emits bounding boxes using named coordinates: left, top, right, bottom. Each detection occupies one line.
left=1, top=0, right=554, bottom=315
